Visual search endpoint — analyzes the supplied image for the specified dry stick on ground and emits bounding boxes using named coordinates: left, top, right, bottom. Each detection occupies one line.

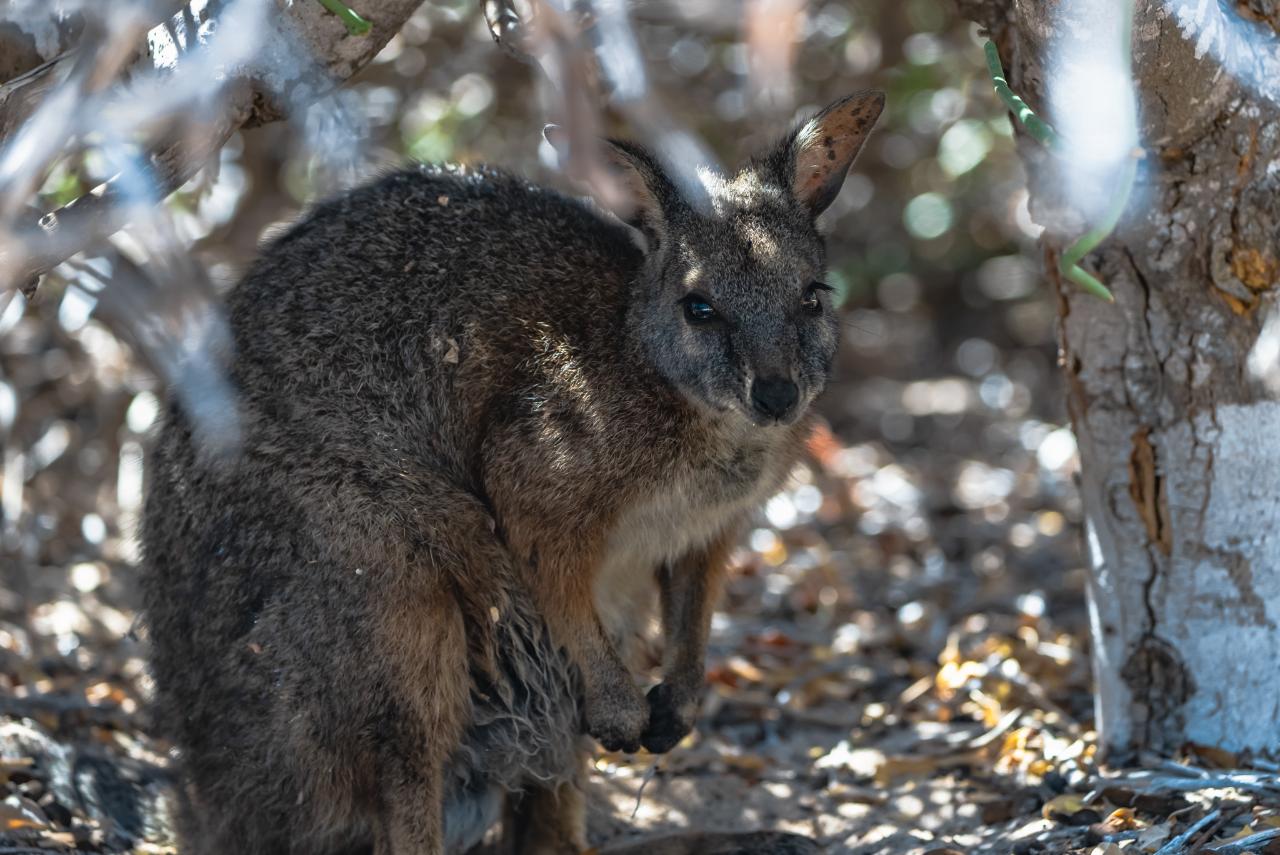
left=0, top=0, right=425, bottom=294
left=1153, top=810, right=1222, bottom=855
left=1187, top=806, right=1245, bottom=854
left=1206, top=828, right=1280, bottom=855
left=1103, top=767, right=1280, bottom=797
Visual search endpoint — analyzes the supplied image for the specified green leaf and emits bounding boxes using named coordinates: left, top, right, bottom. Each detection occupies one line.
left=314, top=0, right=372, bottom=36
left=982, top=39, right=1133, bottom=303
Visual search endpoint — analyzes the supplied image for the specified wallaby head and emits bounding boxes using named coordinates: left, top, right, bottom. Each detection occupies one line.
left=588, top=91, right=883, bottom=427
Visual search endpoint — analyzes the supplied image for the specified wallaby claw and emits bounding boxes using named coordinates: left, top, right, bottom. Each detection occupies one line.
left=589, top=713, right=645, bottom=753
left=596, top=730, right=642, bottom=754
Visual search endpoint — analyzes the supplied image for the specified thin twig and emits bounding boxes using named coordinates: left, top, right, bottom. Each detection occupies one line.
left=1188, top=805, right=1245, bottom=854
left=1102, top=769, right=1280, bottom=796
left=1154, top=810, right=1222, bottom=855
left=967, top=707, right=1025, bottom=749
left=1157, top=759, right=1214, bottom=778
left=631, top=755, right=662, bottom=819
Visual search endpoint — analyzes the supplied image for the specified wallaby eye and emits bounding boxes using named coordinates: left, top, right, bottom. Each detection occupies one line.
left=802, top=282, right=832, bottom=315
left=681, top=294, right=719, bottom=325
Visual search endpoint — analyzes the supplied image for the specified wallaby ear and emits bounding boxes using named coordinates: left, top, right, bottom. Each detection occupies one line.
left=785, top=90, right=884, bottom=216
left=598, top=139, right=673, bottom=245
left=544, top=124, right=671, bottom=247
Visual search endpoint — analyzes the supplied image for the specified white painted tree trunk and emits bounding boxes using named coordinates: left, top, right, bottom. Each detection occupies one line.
left=960, top=0, right=1280, bottom=758
left=1078, top=401, right=1280, bottom=754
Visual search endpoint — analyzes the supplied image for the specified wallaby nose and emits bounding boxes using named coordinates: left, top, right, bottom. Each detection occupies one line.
left=750, top=377, right=799, bottom=421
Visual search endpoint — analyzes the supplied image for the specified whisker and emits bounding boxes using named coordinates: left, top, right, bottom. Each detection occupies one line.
left=839, top=316, right=881, bottom=338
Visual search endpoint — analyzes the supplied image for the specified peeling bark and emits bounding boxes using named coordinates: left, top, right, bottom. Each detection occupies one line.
left=962, top=0, right=1280, bottom=758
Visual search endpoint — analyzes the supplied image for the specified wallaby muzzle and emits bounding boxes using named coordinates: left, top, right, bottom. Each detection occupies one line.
left=750, top=376, right=799, bottom=421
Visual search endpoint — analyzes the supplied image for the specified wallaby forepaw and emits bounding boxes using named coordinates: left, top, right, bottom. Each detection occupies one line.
left=588, top=708, right=646, bottom=753
left=640, top=682, right=697, bottom=754
left=585, top=685, right=648, bottom=753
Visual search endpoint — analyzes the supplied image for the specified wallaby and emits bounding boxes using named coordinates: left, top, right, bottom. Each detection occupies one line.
left=141, top=90, right=884, bottom=855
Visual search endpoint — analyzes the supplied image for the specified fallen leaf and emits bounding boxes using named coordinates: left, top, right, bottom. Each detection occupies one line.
left=1042, top=793, right=1086, bottom=820
left=723, top=656, right=766, bottom=683
left=1133, top=821, right=1175, bottom=851
left=1089, top=845, right=1125, bottom=855
left=1042, top=793, right=1101, bottom=825
left=0, top=798, right=49, bottom=831
left=874, top=750, right=983, bottom=787
left=1100, top=806, right=1138, bottom=831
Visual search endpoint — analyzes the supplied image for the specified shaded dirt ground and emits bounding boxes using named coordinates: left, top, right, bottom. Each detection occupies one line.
left=4, top=270, right=1280, bottom=854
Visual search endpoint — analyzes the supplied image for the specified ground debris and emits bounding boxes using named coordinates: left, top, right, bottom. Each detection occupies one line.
left=5, top=209, right=1278, bottom=855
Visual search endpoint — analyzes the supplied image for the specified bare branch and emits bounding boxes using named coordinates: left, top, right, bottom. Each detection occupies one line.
left=0, top=54, right=74, bottom=149
left=483, top=0, right=715, bottom=216
left=8, top=79, right=256, bottom=296
left=0, top=10, right=84, bottom=85
left=0, top=0, right=425, bottom=293
left=482, top=0, right=538, bottom=65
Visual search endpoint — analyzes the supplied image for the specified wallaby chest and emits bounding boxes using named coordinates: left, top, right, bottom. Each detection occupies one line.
left=592, top=427, right=795, bottom=635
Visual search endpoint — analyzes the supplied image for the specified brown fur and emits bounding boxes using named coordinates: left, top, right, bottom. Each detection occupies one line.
left=141, top=91, right=883, bottom=854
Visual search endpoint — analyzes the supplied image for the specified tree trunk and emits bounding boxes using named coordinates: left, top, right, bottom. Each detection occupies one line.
left=960, top=0, right=1280, bottom=758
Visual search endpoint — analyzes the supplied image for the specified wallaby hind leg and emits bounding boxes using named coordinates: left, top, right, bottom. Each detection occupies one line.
left=375, top=757, right=447, bottom=855
left=500, top=774, right=589, bottom=854
left=373, top=561, right=474, bottom=855
left=600, top=831, right=822, bottom=855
